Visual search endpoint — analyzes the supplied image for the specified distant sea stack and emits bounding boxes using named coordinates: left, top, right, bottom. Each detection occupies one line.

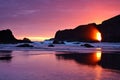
left=54, top=15, right=120, bottom=42
left=0, top=29, right=32, bottom=43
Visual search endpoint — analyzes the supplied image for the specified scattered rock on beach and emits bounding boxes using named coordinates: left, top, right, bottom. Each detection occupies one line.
left=48, top=44, right=55, bottom=47
left=53, top=40, right=65, bottom=44
left=16, top=44, right=34, bottom=47
left=81, top=43, right=94, bottom=48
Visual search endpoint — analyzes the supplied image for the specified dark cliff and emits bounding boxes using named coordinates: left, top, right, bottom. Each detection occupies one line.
left=97, top=15, right=120, bottom=42
left=0, top=29, right=32, bottom=43
left=54, top=23, right=99, bottom=42
left=54, top=15, right=120, bottom=42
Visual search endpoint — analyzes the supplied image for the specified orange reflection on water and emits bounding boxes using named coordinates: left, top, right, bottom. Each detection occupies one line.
left=55, top=50, right=102, bottom=65
left=96, top=51, right=102, bottom=61
left=88, top=51, right=102, bottom=64
left=90, top=51, right=102, bottom=65
left=94, top=65, right=102, bottom=80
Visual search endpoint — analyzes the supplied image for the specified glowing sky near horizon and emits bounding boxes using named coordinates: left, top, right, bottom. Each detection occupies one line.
left=0, top=0, right=120, bottom=41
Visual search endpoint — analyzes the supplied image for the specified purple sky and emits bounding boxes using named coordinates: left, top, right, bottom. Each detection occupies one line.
left=0, top=0, right=120, bottom=41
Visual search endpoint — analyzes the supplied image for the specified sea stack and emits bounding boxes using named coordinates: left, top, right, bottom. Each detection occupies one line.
left=0, top=29, right=17, bottom=43
left=0, top=29, right=32, bottom=43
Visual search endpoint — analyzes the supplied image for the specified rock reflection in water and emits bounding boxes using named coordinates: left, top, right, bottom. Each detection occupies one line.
left=98, top=52, right=120, bottom=70
left=0, top=50, right=12, bottom=62
left=56, top=51, right=120, bottom=71
left=56, top=51, right=102, bottom=65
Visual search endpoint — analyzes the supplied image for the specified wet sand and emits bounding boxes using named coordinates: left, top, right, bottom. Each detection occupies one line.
left=0, top=50, right=120, bottom=80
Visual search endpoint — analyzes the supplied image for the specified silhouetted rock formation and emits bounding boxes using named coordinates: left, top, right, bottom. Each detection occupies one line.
left=0, top=29, right=32, bottom=43
left=22, top=38, right=31, bottom=43
left=81, top=43, right=94, bottom=48
left=0, top=29, right=18, bottom=43
left=54, top=15, right=120, bottom=42
left=54, top=23, right=98, bottom=42
left=98, top=15, right=120, bottom=42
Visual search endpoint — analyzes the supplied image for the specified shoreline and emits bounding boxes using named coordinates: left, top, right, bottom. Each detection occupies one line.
left=0, top=42, right=119, bottom=53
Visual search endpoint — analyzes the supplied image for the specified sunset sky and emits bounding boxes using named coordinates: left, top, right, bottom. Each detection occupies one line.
left=0, top=0, right=120, bottom=41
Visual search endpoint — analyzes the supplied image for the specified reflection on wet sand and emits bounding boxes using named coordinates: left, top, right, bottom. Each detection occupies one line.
left=98, top=52, right=120, bottom=70
left=56, top=51, right=102, bottom=65
left=96, top=51, right=102, bottom=61
left=56, top=51, right=120, bottom=71
left=0, top=50, right=12, bottom=62
left=0, top=51, right=119, bottom=80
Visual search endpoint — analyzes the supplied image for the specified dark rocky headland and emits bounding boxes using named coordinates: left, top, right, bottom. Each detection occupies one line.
left=54, top=15, right=120, bottom=42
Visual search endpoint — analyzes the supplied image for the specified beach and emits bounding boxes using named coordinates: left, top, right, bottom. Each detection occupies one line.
left=0, top=42, right=120, bottom=80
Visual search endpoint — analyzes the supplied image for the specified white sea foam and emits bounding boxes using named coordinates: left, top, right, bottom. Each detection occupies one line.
left=0, top=41, right=120, bottom=53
